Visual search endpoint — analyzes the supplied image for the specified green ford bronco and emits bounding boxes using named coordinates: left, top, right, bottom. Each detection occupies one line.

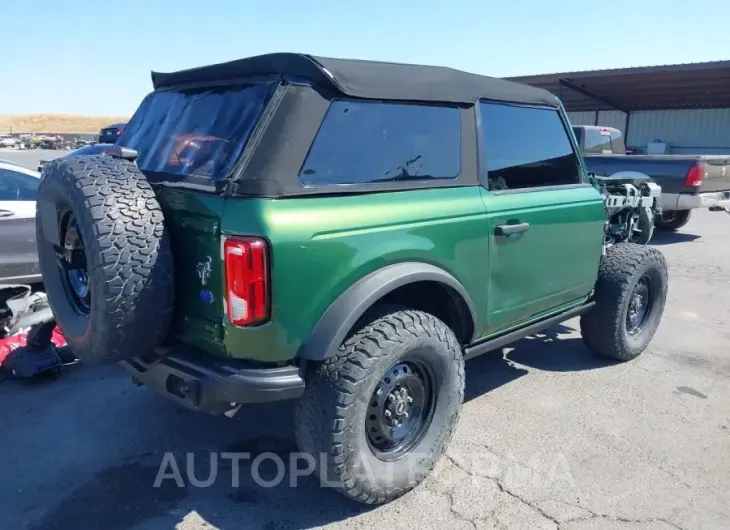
left=37, top=53, right=667, bottom=504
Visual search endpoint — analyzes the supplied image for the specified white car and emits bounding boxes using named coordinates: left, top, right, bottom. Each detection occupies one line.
left=0, top=135, right=18, bottom=148
left=0, top=160, right=41, bottom=284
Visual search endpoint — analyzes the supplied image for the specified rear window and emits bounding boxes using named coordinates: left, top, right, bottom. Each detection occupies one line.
left=118, top=82, right=273, bottom=181
left=583, top=128, right=613, bottom=154
left=299, top=101, right=460, bottom=186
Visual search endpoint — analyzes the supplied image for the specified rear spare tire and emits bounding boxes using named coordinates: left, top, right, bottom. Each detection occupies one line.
left=35, top=155, right=174, bottom=364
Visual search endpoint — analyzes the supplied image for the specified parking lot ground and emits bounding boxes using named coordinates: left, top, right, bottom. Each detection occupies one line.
left=0, top=160, right=728, bottom=528
left=0, top=147, right=67, bottom=170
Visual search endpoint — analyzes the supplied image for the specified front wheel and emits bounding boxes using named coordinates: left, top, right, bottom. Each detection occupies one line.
left=581, top=244, right=668, bottom=361
left=294, top=309, right=465, bottom=504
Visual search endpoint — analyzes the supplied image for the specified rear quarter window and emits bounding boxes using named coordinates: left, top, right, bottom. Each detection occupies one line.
left=299, top=101, right=461, bottom=186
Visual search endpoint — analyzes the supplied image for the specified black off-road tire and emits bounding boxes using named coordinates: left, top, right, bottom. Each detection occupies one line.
left=655, top=209, right=692, bottom=231
left=294, top=308, right=465, bottom=504
left=36, top=155, right=174, bottom=364
left=580, top=244, right=668, bottom=361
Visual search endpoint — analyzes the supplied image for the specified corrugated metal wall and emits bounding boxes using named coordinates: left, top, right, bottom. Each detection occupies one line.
left=567, top=111, right=595, bottom=125
left=597, top=110, right=628, bottom=133
left=569, top=108, right=730, bottom=154
left=626, top=109, right=730, bottom=153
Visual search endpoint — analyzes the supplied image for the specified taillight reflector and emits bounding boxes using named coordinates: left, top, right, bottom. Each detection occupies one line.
left=224, top=237, right=269, bottom=326
left=685, top=164, right=704, bottom=187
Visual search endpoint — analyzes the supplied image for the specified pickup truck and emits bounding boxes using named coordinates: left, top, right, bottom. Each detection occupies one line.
left=572, top=125, right=730, bottom=230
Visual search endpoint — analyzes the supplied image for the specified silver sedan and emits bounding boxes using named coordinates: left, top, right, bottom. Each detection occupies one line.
left=0, top=160, right=42, bottom=285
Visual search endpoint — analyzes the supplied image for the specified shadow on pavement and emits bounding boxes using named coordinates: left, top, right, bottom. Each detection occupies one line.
left=506, top=324, right=618, bottom=372
left=650, top=231, right=701, bottom=245
left=20, top=326, right=615, bottom=530
left=22, top=383, right=373, bottom=530
left=464, top=324, right=616, bottom=402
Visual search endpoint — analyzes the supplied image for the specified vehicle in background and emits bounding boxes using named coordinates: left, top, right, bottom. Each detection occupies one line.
left=38, top=143, right=113, bottom=172
left=573, top=125, right=730, bottom=231
left=98, top=123, right=127, bottom=144
left=0, top=135, right=17, bottom=148
left=0, top=161, right=41, bottom=285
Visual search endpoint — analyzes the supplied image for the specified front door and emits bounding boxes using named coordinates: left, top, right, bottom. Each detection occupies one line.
left=476, top=101, right=605, bottom=334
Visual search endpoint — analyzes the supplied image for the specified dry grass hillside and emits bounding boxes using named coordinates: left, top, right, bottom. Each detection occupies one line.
left=0, top=114, right=130, bottom=134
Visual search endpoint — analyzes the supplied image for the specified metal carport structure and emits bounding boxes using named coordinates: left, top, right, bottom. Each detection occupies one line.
left=506, top=60, right=730, bottom=113
left=506, top=61, right=730, bottom=154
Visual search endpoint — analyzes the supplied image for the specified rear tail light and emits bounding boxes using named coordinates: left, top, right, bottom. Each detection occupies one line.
left=684, top=163, right=705, bottom=187
left=224, top=237, right=269, bottom=326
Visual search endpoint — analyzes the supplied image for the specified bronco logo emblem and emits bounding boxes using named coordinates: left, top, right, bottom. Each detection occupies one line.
left=196, top=256, right=213, bottom=286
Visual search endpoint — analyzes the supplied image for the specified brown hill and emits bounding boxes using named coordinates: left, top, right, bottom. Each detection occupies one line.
left=0, top=114, right=130, bottom=134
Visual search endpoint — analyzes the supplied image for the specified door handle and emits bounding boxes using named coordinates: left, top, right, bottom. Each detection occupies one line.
left=0, top=209, right=14, bottom=219
left=495, top=222, right=530, bottom=236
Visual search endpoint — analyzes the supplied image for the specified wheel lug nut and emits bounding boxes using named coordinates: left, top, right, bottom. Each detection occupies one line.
left=400, top=388, right=407, bottom=398
left=402, top=411, right=409, bottom=418
left=384, top=410, right=392, bottom=418
left=389, top=394, right=396, bottom=403
left=407, top=396, right=413, bottom=403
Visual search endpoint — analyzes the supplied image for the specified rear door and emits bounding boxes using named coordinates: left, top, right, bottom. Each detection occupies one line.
left=116, top=81, right=276, bottom=355
left=478, top=102, right=605, bottom=333
left=0, top=166, right=41, bottom=283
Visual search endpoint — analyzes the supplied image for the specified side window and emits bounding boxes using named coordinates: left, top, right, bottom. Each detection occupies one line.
left=0, top=169, right=39, bottom=201
left=479, top=102, right=581, bottom=191
left=583, top=128, right=613, bottom=154
left=299, top=101, right=460, bottom=186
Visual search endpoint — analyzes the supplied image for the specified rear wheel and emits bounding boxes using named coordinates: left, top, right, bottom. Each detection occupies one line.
left=655, top=209, right=692, bottom=231
left=35, top=155, right=174, bottom=364
left=294, top=308, right=464, bottom=504
left=581, top=244, right=668, bottom=361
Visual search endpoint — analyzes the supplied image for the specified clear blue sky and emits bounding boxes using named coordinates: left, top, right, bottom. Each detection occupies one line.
left=3, top=0, right=729, bottom=116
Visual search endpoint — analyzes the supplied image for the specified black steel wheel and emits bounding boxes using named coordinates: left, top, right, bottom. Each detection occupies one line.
left=625, top=276, right=652, bottom=335
left=57, top=210, right=91, bottom=316
left=366, top=360, right=436, bottom=461
left=295, top=308, right=465, bottom=505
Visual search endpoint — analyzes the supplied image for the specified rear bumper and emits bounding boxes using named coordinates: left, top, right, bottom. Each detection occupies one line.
left=119, top=344, right=305, bottom=415
left=662, top=191, right=730, bottom=211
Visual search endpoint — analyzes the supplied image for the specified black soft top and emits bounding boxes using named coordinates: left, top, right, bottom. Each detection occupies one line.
left=151, top=53, right=558, bottom=107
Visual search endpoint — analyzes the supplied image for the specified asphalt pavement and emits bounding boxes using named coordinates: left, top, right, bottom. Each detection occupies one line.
left=0, top=147, right=67, bottom=170
left=1, top=148, right=729, bottom=529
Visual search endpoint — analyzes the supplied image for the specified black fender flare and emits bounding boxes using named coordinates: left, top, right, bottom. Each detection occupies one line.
left=297, top=262, right=478, bottom=361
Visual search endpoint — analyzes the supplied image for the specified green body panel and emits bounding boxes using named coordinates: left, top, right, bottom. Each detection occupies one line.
left=220, top=187, right=490, bottom=362
left=479, top=185, right=605, bottom=332
left=157, top=181, right=605, bottom=363
left=155, top=188, right=227, bottom=355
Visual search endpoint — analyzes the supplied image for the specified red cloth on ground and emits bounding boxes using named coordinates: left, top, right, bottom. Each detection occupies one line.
left=0, top=326, right=66, bottom=366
